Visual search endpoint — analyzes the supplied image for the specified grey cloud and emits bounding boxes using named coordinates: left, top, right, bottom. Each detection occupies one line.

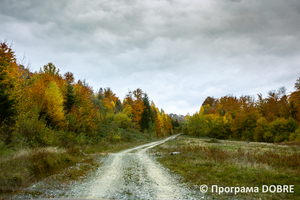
left=1, top=0, right=300, bottom=114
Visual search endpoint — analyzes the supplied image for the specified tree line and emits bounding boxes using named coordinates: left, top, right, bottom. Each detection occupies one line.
left=181, top=81, right=300, bottom=143
left=0, top=42, right=174, bottom=148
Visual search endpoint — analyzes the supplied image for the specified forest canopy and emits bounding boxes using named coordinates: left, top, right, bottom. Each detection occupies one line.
left=182, top=80, right=300, bottom=143
left=2, top=41, right=299, bottom=147
left=0, top=42, right=176, bottom=148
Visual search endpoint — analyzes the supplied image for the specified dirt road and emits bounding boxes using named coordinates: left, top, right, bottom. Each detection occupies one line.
left=64, top=134, right=201, bottom=199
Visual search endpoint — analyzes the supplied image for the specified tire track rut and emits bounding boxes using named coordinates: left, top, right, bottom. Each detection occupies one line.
left=64, top=134, right=202, bottom=199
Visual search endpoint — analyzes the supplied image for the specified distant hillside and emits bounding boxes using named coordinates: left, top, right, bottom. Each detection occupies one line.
left=168, top=113, right=185, bottom=123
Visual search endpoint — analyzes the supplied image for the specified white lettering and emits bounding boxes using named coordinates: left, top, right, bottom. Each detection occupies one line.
left=290, top=185, right=294, bottom=193
left=225, top=187, right=230, bottom=193
left=283, top=185, right=289, bottom=193
left=210, top=184, right=294, bottom=194
left=269, top=185, right=276, bottom=193
left=219, top=187, right=224, bottom=194
left=235, top=187, right=240, bottom=194
left=241, top=187, right=245, bottom=193
left=212, top=185, right=218, bottom=193
left=245, top=187, right=253, bottom=193
left=230, top=187, right=234, bottom=193
left=277, top=185, right=282, bottom=193
left=262, top=185, right=268, bottom=193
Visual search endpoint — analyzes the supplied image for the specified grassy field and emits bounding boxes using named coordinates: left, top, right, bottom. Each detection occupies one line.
left=0, top=134, right=157, bottom=199
left=154, top=135, right=300, bottom=200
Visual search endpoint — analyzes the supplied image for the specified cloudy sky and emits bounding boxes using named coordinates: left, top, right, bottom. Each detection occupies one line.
left=1, top=0, right=300, bottom=115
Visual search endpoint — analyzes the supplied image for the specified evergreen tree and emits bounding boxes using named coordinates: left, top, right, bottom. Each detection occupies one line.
left=64, top=82, right=76, bottom=113
left=171, top=118, right=180, bottom=128
left=0, top=42, right=19, bottom=123
left=0, top=77, right=14, bottom=123
left=140, top=93, right=153, bottom=131
left=114, top=99, right=123, bottom=113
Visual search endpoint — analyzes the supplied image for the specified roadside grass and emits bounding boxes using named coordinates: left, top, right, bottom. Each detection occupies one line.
left=154, top=135, right=300, bottom=200
left=0, top=132, right=158, bottom=199
left=0, top=147, right=90, bottom=194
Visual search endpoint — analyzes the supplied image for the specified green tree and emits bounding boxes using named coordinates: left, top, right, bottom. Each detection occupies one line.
left=171, top=118, right=180, bottom=128
left=113, top=112, right=133, bottom=130
left=254, top=117, right=268, bottom=142
left=40, top=62, right=60, bottom=77
left=64, top=82, right=76, bottom=113
left=268, top=118, right=297, bottom=143
left=114, top=99, right=123, bottom=113
left=206, top=115, right=232, bottom=139
left=0, top=42, right=20, bottom=123
left=289, top=127, right=300, bottom=142
left=140, top=93, right=153, bottom=131
left=188, top=112, right=207, bottom=137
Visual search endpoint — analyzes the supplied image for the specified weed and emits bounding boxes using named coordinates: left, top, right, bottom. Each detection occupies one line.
left=155, top=135, right=300, bottom=200
left=0, top=134, right=158, bottom=198
left=205, top=138, right=221, bottom=143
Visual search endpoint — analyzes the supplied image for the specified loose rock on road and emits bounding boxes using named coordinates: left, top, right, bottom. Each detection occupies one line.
left=64, top=134, right=203, bottom=199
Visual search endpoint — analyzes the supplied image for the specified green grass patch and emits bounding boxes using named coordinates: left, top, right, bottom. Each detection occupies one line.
left=154, top=135, right=300, bottom=200
left=0, top=132, right=159, bottom=198
left=0, top=147, right=83, bottom=192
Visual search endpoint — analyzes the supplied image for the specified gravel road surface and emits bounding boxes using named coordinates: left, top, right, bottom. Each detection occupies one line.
left=63, top=134, right=202, bottom=199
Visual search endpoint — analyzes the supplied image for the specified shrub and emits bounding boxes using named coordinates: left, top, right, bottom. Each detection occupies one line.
left=269, top=118, right=297, bottom=142
left=0, top=123, right=13, bottom=146
left=254, top=117, right=268, bottom=142
left=263, top=131, right=274, bottom=143
left=106, top=126, right=122, bottom=142
left=206, top=114, right=232, bottom=139
left=113, top=112, right=134, bottom=130
left=57, top=130, right=76, bottom=147
left=13, top=106, right=47, bottom=147
left=290, top=128, right=300, bottom=142
left=188, top=113, right=207, bottom=137
left=274, top=134, right=285, bottom=143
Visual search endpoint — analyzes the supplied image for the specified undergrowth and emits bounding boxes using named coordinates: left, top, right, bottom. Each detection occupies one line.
left=155, top=135, right=300, bottom=200
left=0, top=131, right=157, bottom=198
left=0, top=147, right=82, bottom=193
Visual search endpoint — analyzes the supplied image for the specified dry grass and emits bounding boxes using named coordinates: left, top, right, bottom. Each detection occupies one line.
left=0, top=147, right=82, bottom=192
left=163, top=145, right=300, bottom=169
left=0, top=136, right=159, bottom=198
left=5, top=147, right=66, bottom=161
left=154, top=135, right=300, bottom=200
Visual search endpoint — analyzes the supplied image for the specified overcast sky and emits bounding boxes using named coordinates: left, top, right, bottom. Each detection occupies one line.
left=1, top=0, right=300, bottom=115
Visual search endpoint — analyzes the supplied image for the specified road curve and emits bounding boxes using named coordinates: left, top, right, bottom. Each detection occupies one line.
left=64, top=134, right=201, bottom=199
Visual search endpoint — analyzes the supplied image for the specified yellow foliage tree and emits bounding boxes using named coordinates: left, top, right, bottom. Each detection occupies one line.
left=100, top=88, right=119, bottom=117
left=44, top=81, right=65, bottom=124
left=155, top=110, right=163, bottom=136
left=123, top=104, right=133, bottom=117
left=162, top=111, right=172, bottom=135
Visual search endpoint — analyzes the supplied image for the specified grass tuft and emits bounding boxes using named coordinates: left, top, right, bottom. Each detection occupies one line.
left=204, top=138, right=221, bottom=143
left=155, top=135, right=300, bottom=200
left=0, top=133, right=159, bottom=198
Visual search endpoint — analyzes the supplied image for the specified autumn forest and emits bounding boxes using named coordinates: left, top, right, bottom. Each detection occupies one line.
left=0, top=42, right=176, bottom=149
left=1, top=41, right=300, bottom=150
left=182, top=81, right=300, bottom=143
